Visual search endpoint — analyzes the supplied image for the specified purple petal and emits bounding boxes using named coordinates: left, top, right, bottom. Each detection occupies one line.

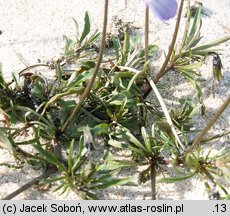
left=143, top=0, right=178, bottom=21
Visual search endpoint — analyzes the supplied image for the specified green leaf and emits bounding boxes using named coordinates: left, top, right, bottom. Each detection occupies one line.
left=41, top=176, right=66, bottom=184
left=63, top=36, right=75, bottom=57
left=12, top=71, right=23, bottom=89
left=187, top=6, right=202, bottom=46
left=128, top=145, right=144, bottom=156
left=216, top=181, right=228, bottom=195
left=121, top=32, right=130, bottom=65
left=108, top=138, right=128, bottom=149
left=194, top=83, right=205, bottom=115
left=107, top=91, right=137, bottom=107
left=33, top=144, right=67, bottom=173
left=75, top=68, right=94, bottom=86
left=139, top=44, right=159, bottom=58
left=15, top=106, right=54, bottom=129
left=91, top=123, right=109, bottom=136
left=126, top=69, right=144, bottom=91
left=79, top=11, right=90, bottom=43
left=15, top=137, right=39, bottom=145
left=52, top=182, right=67, bottom=193
left=160, top=172, right=197, bottom=183
left=116, top=97, right=128, bottom=120
left=57, top=64, right=63, bottom=83
left=156, top=120, right=173, bottom=139
left=72, top=18, right=79, bottom=39
left=79, top=61, right=96, bottom=70
left=176, top=66, right=205, bottom=115
left=87, top=30, right=100, bottom=46
left=68, top=139, right=75, bottom=171
left=115, top=126, right=146, bottom=151
left=59, top=183, right=69, bottom=195
left=141, top=127, right=151, bottom=153
left=43, top=87, right=83, bottom=112
left=90, top=177, right=134, bottom=190
left=223, top=195, right=230, bottom=200
left=103, top=152, right=141, bottom=169
left=185, top=153, right=199, bottom=169
left=71, top=136, right=88, bottom=172
left=191, top=36, right=230, bottom=53
left=113, top=36, right=121, bottom=61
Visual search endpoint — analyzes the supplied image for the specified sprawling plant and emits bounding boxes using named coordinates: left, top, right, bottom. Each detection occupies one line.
left=0, top=0, right=229, bottom=200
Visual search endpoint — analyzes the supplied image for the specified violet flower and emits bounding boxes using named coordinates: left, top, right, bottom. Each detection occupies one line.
left=143, top=0, right=178, bottom=21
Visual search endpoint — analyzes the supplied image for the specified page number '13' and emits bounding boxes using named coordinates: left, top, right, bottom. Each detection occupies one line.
left=214, top=204, right=226, bottom=213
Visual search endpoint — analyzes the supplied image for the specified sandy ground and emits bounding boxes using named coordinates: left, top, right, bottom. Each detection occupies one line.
left=0, top=0, right=229, bottom=199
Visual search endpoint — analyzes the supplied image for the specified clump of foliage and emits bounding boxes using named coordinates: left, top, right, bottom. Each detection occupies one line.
left=0, top=0, right=229, bottom=200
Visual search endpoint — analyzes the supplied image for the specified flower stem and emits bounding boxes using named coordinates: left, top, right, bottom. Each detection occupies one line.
left=143, top=0, right=184, bottom=99
left=185, top=95, right=230, bottom=155
left=145, top=6, right=149, bottom=63
left=61, top=0, right=109, bottom=133
left=2, top=168, right=56, bottom=200
left=147, top=77, right=185, bottom=151
left=150, top=163, right=157, bottom=200
left=138, top=5, right=150, bottom=127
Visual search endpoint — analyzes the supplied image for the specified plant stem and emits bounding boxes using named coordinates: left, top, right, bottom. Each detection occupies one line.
left=143, top=0, right=184, bottom=99
left=153, top=0, right=184, bottom=81
left=150, top=163, right=157, bottom=200
left=147, top=77, right=185, bottom=151
left=60, top=0, right=109, bottom=133
left=138, top=5, right=150, bottom=127
left=145, top=6, right=149, bottom=63
left=186, top=95, right=230, bottom=155
left=18, top=64, right=51, bottom=75
left=2, top=168, right=55, bottom=200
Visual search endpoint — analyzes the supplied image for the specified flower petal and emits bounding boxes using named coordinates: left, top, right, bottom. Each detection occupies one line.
left=143, top=0, right=178, bottom=21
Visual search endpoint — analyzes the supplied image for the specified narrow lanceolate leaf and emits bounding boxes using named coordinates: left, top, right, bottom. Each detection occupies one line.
left=83, top=125, right=93, bottom=151
left=104, top=159, right=141, bottom=170
left=141, top=127, right=152, bottom=153
left=52, top=182, right=67, bottom=193
left=63, top=36, right=75, bottom=57
left=191, top=36, right=230, bottom=53
left=68, top=139, right=75, bottom=171
left=188, top=5, right=202, bottom=43
left=41, top=176, right=66, bottom=184
left=71, top=136, right=88, bottom=172
left=0, top=129, right=12, bottom=151
left=160, top=171, right=197, bottom=183
left=79, top=11, right=91, bottom=43
left=0, top=63, right=6, bottom=88
left=33, top=144, right=67, bottom=173
left=121, top=32, right=130, bottom=65
left=112, top=36, right=121, bottom=61
left=117, top=127, right=146, bottom=151
left=90, top=177, right=134, bottom=190
left=108, top=138, right=128, bottom=149
left=72, top=18, right=79, bottom=39
left=57, top=64, right=63, bottom=83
